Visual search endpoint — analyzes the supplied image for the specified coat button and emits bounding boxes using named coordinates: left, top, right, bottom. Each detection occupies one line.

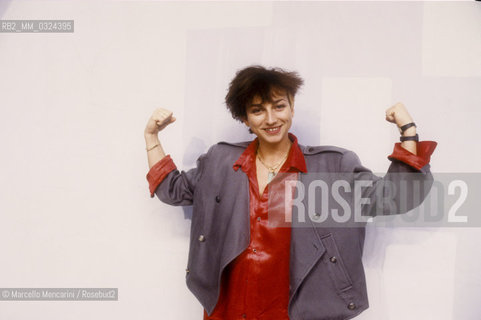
left=198, top=235, right=205, bottom=242
left=329, top=256, right=337, bottom=263
left=185, top=268, right=190, bottom=274
left=347, top=302, right=356, bottom=310
left=215, top=195, right=221, bottom=203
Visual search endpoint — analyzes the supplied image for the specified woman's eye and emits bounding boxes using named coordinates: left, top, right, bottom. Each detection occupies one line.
left=276, top=104, right=286, bottom=110
left=251, top=108, right=262, bottom=114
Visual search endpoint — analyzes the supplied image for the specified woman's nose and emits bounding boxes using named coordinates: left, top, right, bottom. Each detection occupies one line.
left=265, top=108, right=277, bottom=124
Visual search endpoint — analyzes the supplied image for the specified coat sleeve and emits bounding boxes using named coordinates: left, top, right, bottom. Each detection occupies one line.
left=340, top=141, right=437, bottom=217
left=146, top=148, right=211, bottom=206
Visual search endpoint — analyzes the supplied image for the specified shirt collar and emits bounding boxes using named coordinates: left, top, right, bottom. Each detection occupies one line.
left=233, top=132, right=307, bottom=173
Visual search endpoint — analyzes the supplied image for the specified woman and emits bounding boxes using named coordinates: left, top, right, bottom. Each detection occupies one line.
left=144, top=66, right=437, bottom=319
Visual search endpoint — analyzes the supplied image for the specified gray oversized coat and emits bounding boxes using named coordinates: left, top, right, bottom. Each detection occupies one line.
left=152, top=139, right=433, bottom=320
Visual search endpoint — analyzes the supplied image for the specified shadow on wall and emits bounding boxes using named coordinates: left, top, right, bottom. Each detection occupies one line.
left=182, top=205, right=193, bottom=221
left=291, top=106, right=321, bottom=147
left=183, top=136, right=208, bottom=168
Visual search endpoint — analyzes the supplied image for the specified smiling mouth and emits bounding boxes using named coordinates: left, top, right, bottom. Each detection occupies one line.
left=264, top=126, right=281, bottom=134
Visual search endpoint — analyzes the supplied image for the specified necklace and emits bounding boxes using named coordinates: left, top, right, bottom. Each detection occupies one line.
left=257, top=147, right=289, bottom=183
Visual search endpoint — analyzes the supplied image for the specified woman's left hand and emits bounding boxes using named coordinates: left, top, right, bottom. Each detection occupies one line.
left=385, top=102, right=414, bottom=128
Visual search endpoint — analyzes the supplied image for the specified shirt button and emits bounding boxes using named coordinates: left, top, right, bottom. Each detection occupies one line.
left=242, top=314, right=246, bottom=318
left=257, top=217, right=261, bottom=222
left=329, top=256, right=337, bottom=263
left=215, top=195, right=221, bottom=203
left=252, top=248, right=257, bottom=253
left=198, top=235, right=205, bottom=242
left=347, top=302, right=356, bottom=310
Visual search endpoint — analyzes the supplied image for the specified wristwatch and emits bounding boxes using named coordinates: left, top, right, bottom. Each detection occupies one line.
left=400, top=134, right=419, bottom=142
left=398, top=122, right=416, bottom=134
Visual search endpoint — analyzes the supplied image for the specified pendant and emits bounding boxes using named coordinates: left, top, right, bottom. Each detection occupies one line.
left=268, top=171, right=276, bottom=183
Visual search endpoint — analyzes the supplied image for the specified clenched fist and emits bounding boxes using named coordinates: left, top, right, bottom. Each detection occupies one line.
left=385, top=102, right=414, bottom=128
left=144, top=108, right=176, bottom=136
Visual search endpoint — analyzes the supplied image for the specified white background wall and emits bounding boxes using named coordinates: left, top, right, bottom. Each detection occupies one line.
left=1, top=1, right=480, bottom=319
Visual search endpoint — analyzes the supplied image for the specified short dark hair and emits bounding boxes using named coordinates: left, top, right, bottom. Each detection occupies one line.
left=225, top=65, right=304, bottom=122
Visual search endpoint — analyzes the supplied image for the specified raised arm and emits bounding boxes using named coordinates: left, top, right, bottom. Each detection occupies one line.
left=340, top=102, right=437, bottom=218
left=385, top=102, right=417, bottom=155
left=144, top=107, right=176, bottom=169
left=144, top=108, right=208, bottom=205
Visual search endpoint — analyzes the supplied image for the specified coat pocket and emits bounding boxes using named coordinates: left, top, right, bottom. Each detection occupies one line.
left=320, top=233, right=353, bottom=292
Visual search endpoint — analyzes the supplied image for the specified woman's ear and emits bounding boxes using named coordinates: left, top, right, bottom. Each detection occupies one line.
left=241, top=117, right=253, bottom=134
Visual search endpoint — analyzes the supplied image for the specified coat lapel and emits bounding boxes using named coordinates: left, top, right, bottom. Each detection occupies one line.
left=289, top=221, right=326, bottom=301
left=219, top=168, right=251, bottom=271
left=288, top=173, right=327, bottom=304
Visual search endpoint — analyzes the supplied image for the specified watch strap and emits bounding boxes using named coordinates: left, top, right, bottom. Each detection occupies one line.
left=400, top=134, right=419, bottom=142
left=399, top=122, right=416, bottom=134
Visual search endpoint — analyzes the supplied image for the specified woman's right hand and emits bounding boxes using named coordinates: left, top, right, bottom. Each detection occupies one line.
left=144, top=108, right=176, bottom=136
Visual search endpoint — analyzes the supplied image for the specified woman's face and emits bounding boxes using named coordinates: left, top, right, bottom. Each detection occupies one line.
left=243, top=90, right=294, bottom=146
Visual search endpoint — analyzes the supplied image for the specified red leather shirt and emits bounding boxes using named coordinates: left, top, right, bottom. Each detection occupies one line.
left=203, top=133, right=307, bottom=320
